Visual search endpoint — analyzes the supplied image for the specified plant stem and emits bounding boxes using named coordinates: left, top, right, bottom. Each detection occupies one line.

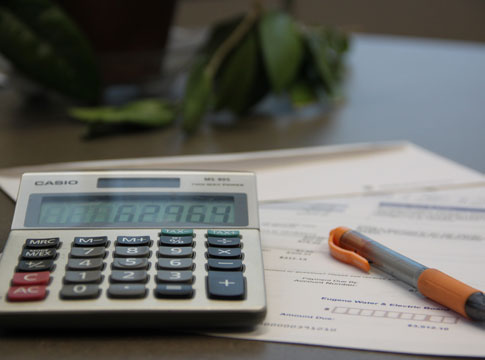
left=205, top=5, right=260, bottom=77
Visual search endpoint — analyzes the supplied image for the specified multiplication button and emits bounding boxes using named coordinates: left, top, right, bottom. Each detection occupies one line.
left=207, top=247, right=242, bottom=259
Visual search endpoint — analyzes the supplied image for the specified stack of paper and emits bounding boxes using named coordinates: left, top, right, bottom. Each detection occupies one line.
left=1, top=141, right=484, bottom=356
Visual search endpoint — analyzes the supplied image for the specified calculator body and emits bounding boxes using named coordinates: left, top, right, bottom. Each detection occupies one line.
left=0, top=171, right=266, bottom=328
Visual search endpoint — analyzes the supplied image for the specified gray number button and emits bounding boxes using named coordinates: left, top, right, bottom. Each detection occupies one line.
left=157, top=258, right=193, bottom=270
left=114, top=246, right=150, bottom=258
left=70, top=247, right=106, bottom=258
left=60, top=284, right=100, bottom=299
left=158, top=247, right=193, bottom=258
left=156, top=270, right=193, bottom=283
left=112, top=258, right=149, bottom=270
left=67, top=258, right=104, bottom=271
left=64, top=271, right=102, bottom=284
left=110, top=270, right=148, bottom=283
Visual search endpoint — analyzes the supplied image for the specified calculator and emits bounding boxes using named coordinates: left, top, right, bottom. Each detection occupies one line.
left=0, top=170, right=266, bottom=328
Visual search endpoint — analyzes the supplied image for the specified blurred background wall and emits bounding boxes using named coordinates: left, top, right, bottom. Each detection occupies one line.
left=174, top=0, right=485, bottom=42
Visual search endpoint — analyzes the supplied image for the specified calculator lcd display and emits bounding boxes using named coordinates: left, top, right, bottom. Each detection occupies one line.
left=25, top=193, right=248, bottom=228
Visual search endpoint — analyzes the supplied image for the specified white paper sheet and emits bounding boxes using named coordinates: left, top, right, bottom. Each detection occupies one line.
left=221, top=185, right=485, bottom=356
left=0, top=142, right=483, bottom=202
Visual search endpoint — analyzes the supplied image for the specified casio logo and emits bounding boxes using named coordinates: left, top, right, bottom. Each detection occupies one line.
left=34, top=180, right=78, bottom=186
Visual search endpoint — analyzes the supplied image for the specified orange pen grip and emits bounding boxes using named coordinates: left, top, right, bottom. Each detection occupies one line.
left=417, top=268, right=479, bottom=319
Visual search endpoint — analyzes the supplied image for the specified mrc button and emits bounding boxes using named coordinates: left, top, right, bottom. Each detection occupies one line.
left=25, top=238, right=59, bottom=248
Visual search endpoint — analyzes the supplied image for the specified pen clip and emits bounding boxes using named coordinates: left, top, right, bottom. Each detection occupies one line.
left=328, top=227, right=370, bottom=272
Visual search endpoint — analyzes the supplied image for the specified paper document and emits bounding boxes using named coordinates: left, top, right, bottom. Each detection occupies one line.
left=223, top=185, right=485, bottom=356
left=0, top=142, right=483, bottom=202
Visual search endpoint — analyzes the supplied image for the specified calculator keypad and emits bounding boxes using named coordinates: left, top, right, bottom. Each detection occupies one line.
left=5, top=229, right=249, bottom=303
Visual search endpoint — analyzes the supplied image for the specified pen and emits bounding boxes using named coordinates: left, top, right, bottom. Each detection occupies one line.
left=328, top=227, right=485, bottom=321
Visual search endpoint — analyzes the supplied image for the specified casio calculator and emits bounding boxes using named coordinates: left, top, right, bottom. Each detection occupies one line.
left=0, top=171, right=266, bottom=328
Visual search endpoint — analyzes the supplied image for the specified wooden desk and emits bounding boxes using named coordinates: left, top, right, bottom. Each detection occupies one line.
left=0, top=35, right=484, bottom=360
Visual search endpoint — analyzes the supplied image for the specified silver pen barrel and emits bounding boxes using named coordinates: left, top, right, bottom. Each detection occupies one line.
left=339, top=230, right=427, bottom=288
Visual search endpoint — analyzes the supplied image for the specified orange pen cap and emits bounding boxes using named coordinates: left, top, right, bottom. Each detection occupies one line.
left=328, top=226, right=370, bottom=272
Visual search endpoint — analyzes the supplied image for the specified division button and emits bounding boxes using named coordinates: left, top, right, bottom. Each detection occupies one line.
left=112, top=258, right=149, bottom=270
left=116, top=236, right=151, bottom=246
left=64, top=271, right=103, bottom=284
left=154, top=284, right=194, bottom=299
left=21, top=248, right=57, bottom=260
left=158, top=247, right=193, bottom=258
left=67, top=258, right=104, bottom=271
left=207, top=271, right=245, bottom=300
left=70, top=247, right=106, bottom=258
left=17, top=260, right=54, bottom=272
left=159, top=235, right=193, bottom=246
left=60, top=284, right=100, bottom=299
left=108, top=284, right=147, bottom=299
left=157, top=258, right=193, bottom=270
left=7, top=285, right=47, bottom=302
left=74, top=236, right=108, bottom=247
left=25, top=237, right=60, bottom=249
left=207, top=236, right=241, bottom=248
left=12, top=271, right=50, bottom=286
left=207, top=247, right=242, bottom=259
left=207, top=259, right=243, bottom=271
left=110, top=270, right=148, bottom=283
left=113, top=246, right=150, bottom=258
left=156, top=270, right=193, bottom=283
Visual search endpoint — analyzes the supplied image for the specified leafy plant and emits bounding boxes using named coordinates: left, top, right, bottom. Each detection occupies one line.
left=0, top=0, right=100, bottom=102
left=0, top=0, right=349, bottom=136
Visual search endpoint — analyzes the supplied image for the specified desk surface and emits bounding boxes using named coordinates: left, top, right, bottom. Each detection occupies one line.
left=1, top=35, right=484, bottom=360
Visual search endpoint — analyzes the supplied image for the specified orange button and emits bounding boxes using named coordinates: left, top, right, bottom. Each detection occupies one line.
left=12, top=271, right=50, bottom=286
left=7, top=285, right=47, bottom=302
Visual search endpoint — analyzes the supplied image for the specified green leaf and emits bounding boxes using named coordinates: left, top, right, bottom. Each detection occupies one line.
left=202, top=15, right=244, bottom=56
left=289, top=80, right=318, bottom=108
left=182, top=57, right=212, bottom=133
left=213, top=29, right=261, bottom=114
left=0, top=0, right=100, bottom=102
left=258, top=11, right=303, bottom=92
left=69, top=99, right=176, bottom=127
left=303, top=27, right=350, bottom=96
